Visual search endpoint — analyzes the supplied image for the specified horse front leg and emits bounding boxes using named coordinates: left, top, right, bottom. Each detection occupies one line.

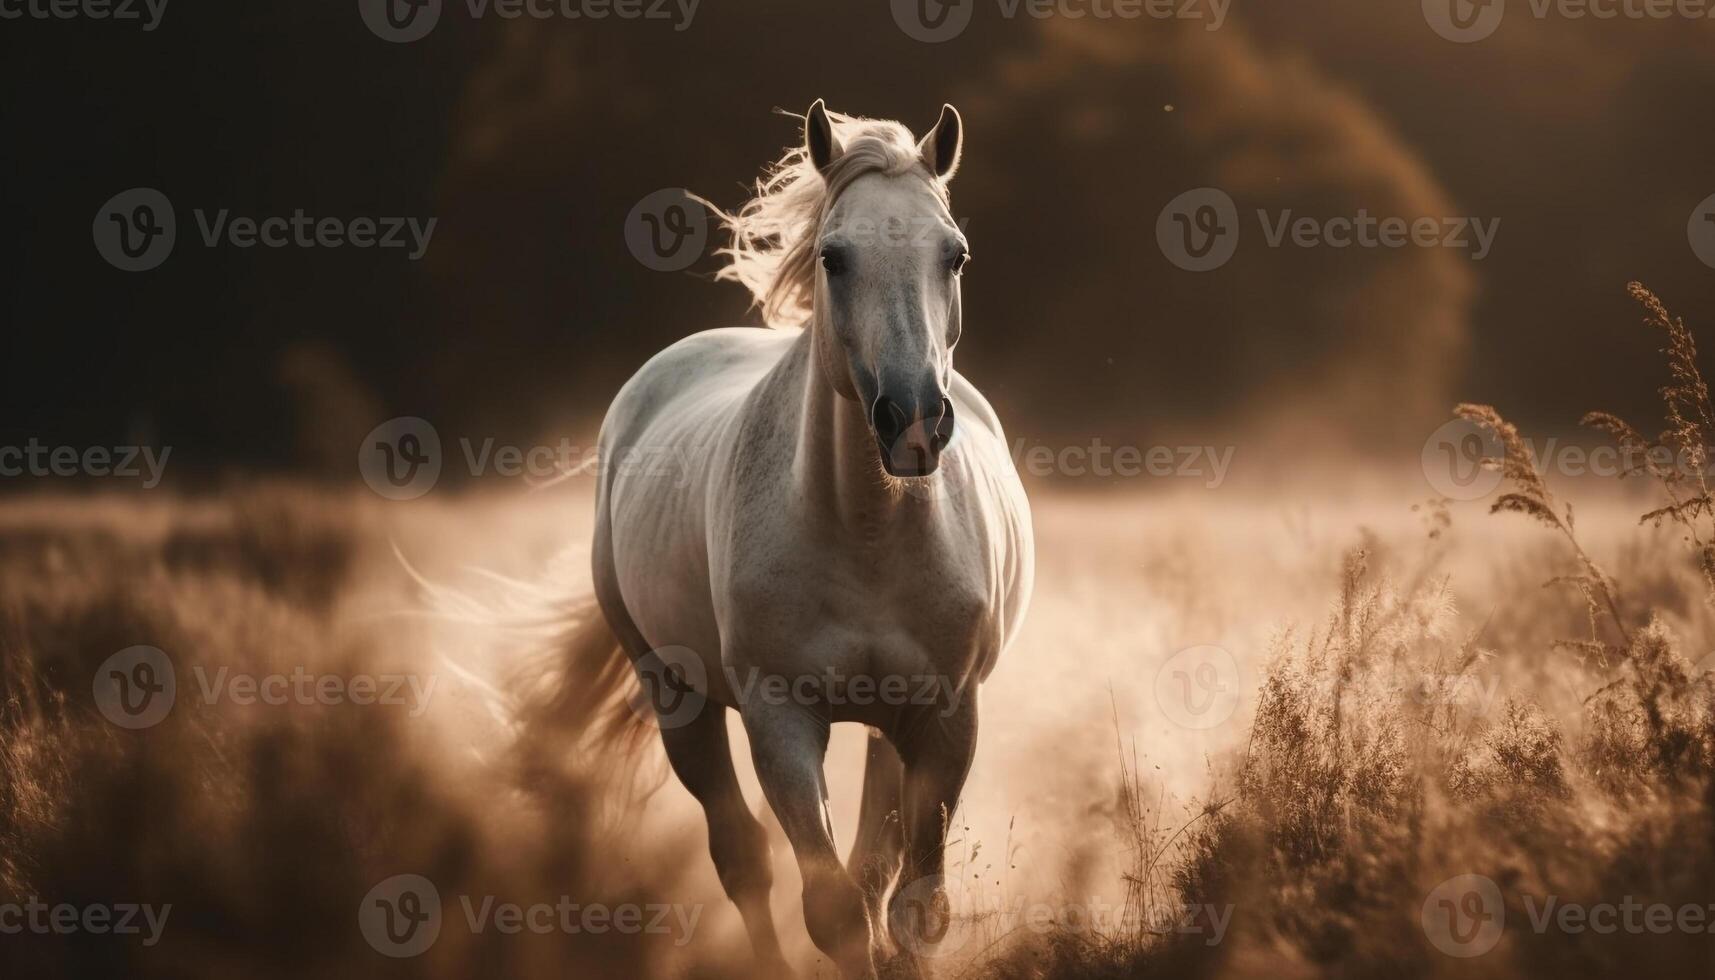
left=742, top=699, right=878, bottom=980
left=652, top=703, right=791, bottom=976
left=886, top=692, right=979, bottom=967
left=846, top=730, right=905, bottom=958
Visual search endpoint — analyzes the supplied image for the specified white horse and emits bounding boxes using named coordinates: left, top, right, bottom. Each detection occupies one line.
left=545, top=101, right=1033, bottom=978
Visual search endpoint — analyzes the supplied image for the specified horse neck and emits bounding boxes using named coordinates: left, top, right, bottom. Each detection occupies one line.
left=789, top=314, right=923, bottom=533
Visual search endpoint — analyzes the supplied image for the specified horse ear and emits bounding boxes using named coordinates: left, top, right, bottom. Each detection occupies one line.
left=918, top=103, right=963, bottom=181
left=805, top=99, right=841, bottom=174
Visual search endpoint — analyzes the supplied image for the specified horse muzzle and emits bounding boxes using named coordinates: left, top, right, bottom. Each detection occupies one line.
left=870, top=392, right=955, bottom=477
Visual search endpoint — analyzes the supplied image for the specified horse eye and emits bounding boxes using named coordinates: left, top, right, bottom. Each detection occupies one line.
left=821, top=247, right=846, bottom=275
left=950, top=250, right=971, bottom=274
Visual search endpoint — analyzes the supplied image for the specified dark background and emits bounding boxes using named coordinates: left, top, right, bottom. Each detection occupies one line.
left=4, top=0, right=1714, bottom=481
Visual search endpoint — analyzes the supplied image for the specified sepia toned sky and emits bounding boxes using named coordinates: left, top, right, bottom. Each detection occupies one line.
left=4, top=0, right=1715, bottom=478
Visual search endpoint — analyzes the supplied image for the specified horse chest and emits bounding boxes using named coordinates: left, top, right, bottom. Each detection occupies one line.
left=721, top=511, right=996, bottom=681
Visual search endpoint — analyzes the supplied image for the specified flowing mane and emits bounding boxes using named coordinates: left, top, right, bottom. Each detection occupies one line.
left=703, top=109, right=946, bottom=327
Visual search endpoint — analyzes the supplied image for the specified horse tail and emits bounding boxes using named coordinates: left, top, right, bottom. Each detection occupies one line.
left=508, top=593, right=657, bottom=783
left=401, top=544, right=656, bottom=789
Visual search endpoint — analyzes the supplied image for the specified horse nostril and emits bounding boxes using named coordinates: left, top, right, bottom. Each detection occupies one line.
left=872, top=396, right=910, bottom=446
left=933, top=397, right=956, bottom=450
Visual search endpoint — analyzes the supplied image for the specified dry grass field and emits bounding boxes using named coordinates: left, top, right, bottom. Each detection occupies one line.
left=5, top=289, right=1715, bottom=979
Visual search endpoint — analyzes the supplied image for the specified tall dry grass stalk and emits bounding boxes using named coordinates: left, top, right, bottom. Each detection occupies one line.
left=1452, top=403, right=1630, bottom=662
left=1584, top=282, right=1715, bottom=604
left=980, top=283, right=1715, bottom=979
